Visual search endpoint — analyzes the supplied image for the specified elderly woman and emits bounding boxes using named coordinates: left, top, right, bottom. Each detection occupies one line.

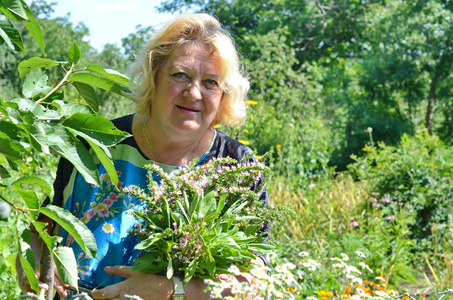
left=18, top=13, right=267, bottom=299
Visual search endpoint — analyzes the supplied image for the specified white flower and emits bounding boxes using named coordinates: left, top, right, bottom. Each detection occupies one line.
left=210, top=287, right=223, bottom=298
left=307, top=297, right=318, bottom=300
left=228, top=265, right=240, bottom=276
left=359, top=262, right=373, bottom=273
left=351, top=277, right=363, bottom=285
left=374, top=290, right=387, bottom=297
left=283, top=262, right=296, bottom=270
left=302, top=259, right=320, bottom=271
left=345, top=265, right=361, bottom=274
left=267, top=252, right=278, bottom=260
left=340, top=253, right=350, bottom=261
left=298, top=251, right=309, bottom=257
left=356, top=250, right=366, bottom=258
left=375, top=276, right=386, bottom=282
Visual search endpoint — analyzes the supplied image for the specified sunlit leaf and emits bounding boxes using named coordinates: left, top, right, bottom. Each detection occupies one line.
left=2, top=0, right=28, bottom=20
left=39, top=205, right=98, bottom=258
left=68, top=72, right=126, bottom=95
left=0, top=13, right=23, bottom=51
left=71, top=82, right=99, bottom=113
left=53, top=246, right=78, bottom=288
left=22, top=69, right=52, bottom=98
left=62, top=113, right=130, bottom=146
left=18, top=57, right=59, bottom=79
left=86, top=64, right=130, bottom=86
left=21, top=1, right=45, bottom=54
left=68, top=41, right=81, bottom=64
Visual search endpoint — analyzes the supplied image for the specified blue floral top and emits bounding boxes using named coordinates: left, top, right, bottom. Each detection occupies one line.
left=51, top=114, right=268, bottom=289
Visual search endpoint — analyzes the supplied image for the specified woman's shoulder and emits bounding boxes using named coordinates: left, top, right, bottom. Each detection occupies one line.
left=111, top=113, right=135, bottom=134
left=204, top=129, right=254, bottom=162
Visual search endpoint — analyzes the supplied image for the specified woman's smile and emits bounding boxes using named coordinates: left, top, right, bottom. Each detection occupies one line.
left=150, top=43, right=224, bottom=138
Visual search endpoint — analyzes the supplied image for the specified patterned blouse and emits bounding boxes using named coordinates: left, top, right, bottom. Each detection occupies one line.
left=51, top=113, right=268, bottom=289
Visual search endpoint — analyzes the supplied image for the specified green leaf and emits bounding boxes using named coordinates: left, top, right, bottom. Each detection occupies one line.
left=81, top=137, right=119, bottom=187
left=2, top=0, right=28, bottom=20
left=62, top=113, right=130, bottom=146
left=18, top=250, right=38, bottom=292
left=18, top=57, right=59, bottom=79
left=68, top=41, right=81, bottom=64
left=28, top=119, right=50, bottom=154
left=162, top=196, right=171, bottom=228
left=0, top=138, right=22, bottom=161
left=198, top=191, right=217, bottom=217
left=21, top=2, right=45, bottom=54
left=68, top=72, right=126, bottom=95
left=53, top=246, right=78, bottom=288
left=51, top=100, right=93, bottom=116
left=71, top=82, right=99, bottom=113
left=39, top=205, right=98, bottom=258
left=4, top=175, right=54, bottom=200
left=86, top=64, right=130, bottom=86
left=47, top=124, right=100, bottom=186
left=0, top=165, right=10, bottom=178
left=32, top=221, right=62, bottom=250
left=0, top=13, right=23, bottom=51
left=132, top=253, right=157, bottom=272
left=22, top=68, right=52, bottom=98
left=166, top=258, right=173, bottom=279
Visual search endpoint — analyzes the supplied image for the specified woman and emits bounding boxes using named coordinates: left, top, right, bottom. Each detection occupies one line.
left=18, top=13, right=267, bottom=299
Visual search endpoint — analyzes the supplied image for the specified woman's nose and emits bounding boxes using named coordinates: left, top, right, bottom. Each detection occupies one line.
left=184, top=83, right=202, bottom=100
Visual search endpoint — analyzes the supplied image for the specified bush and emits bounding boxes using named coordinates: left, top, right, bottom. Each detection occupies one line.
left=348, top=128, right=453, bottom=243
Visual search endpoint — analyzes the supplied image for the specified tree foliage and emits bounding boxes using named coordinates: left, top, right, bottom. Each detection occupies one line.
left=0, top=0, right=132, bottom=297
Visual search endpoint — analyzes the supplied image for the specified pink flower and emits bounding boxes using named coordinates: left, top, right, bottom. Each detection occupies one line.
left=98, top=209, right=109, bottom=217
left=108, top=192, right=118, bottom=202
left=86, top=209, right=96, bottom=218
left=370, top=197, right=378, bottom=202
left=374, top=217, right=380, bottom=221
left=348, top=220, right=359, bottom=226
left=344, top=201, right=350, bottom=206
left=386, top=215, right=396, bottom=221
left=103, top=198, right=113, bottom=207
left=380, top=198, right=390, bottom=203
left=372, top=203, right=380, bottom=208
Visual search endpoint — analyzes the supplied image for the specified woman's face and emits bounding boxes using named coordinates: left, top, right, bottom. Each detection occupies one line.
left=151, top=43, right=224, bottom=139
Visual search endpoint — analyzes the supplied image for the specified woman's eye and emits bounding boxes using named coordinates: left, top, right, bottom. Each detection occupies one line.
left=204, top=79, right=219, bottom=90
left=171, top=72, right=188, bottom=81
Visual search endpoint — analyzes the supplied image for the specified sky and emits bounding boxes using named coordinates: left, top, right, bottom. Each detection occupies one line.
left=35, top=0, right=178, bottom=51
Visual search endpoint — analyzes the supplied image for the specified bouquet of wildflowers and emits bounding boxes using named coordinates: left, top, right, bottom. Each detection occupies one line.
left=122, top=156, right=287, bottom=284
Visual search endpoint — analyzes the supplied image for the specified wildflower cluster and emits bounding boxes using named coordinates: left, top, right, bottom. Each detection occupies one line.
left=122, top=156, right=290, bottom=284
left=205, top=250, right=400, bottom=300
left=205, top=262, right=301, bottom=300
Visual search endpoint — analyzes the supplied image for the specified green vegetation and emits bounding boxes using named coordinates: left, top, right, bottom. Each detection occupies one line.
left=1, top=0, right=452, bottom=299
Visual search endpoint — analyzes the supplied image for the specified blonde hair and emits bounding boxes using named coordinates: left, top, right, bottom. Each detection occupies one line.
left=127, top=14, right=249, bottom=127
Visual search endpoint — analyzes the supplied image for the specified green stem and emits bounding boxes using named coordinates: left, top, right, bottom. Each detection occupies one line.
left=36, top=63, right=74, bottom=104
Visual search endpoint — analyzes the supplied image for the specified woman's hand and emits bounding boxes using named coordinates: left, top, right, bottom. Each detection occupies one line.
left=16, top=229, right=71, bottom=299
left=16, top=259, right=71, bottom=298
left=91, top=266, right=174, bottom=300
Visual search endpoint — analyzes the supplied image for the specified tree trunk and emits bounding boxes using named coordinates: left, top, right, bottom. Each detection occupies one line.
left=426, top=73, right=439, bottom=135
left=40, top=243, right=54, bottom=300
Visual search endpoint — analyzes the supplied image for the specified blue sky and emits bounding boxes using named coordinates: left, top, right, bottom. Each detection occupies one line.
left=36, top=0, right=178, bottom=51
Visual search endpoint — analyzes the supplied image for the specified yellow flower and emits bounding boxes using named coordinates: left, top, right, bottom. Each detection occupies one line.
left=276, top=144, right=282, bottom=152
left=244, top=100, right=258, bottom=105
left=214, top=124, right=222, bottom=129
left=239, top=140, right=250, bottom=145
left=341, top=294, right=350, bottom=299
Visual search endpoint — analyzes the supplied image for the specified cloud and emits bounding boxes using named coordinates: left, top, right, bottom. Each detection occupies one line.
left=94, top=4, right=135, bottom=12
